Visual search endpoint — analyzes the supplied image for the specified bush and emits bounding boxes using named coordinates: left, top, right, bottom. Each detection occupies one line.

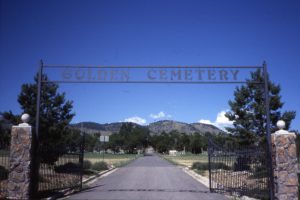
left=192, top=162, right=230, bottom=170
left=192, top=162, right=208, bottom=170
left=233, top=155, right=251, bottom=171
left=38, top=174, right=47, bottom=182
left=54, top=162, right=81, bottom=174
left=83, top=160, right=92, bottom=170
left=91, top=161, right=108, bottom=171
left=250, top=165, right=268, bottom=179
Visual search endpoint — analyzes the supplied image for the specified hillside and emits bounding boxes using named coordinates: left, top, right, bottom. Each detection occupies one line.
left=71, top=120, right=223, bottom=135
left=148, top=120, right=223, bottom=135
left=70, top=122, right=128, bottom=135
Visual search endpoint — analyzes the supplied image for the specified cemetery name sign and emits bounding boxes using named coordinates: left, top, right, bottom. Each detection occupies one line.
left=42, top=66, right=261, bottom=84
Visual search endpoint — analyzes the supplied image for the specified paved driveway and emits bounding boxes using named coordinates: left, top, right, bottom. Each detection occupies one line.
left=68, top=155, right=228, bottom=200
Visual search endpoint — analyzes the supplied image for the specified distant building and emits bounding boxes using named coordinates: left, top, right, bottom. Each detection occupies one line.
left=169, top=150, right=178, bottom=156
left=144, top=146, right=154, bottom=156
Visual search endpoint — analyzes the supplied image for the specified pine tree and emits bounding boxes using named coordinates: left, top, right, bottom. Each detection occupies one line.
left=0, top=111, right=20, bottom=148
left=225, top=69, right=296, bottom=146
left=18, top=74, right=75, bottom=164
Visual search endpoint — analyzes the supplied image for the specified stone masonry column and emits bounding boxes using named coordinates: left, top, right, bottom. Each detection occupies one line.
left=8, top=114, right=33, bottom=200
left=272, top=120, right=298, bottom=200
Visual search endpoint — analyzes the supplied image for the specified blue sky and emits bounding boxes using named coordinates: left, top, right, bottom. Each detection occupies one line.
left=0, top=0, right=299, bottom=130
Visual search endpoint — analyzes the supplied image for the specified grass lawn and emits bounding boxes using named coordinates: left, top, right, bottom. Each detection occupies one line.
left=162, top=153, right=208, bottom=168
left=84, top=153, right=141, bottom=167
left=161, top=153, right=210, bottom=177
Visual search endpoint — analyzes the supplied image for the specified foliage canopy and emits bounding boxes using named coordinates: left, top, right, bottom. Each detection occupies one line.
left=18, top=74, right=75, bottom=164
left=225, top=69, right=296, bottom=146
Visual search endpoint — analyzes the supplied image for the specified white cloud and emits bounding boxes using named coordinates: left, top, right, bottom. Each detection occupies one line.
left=199, top=119, right=213, bottom=125
left=149, top=111, right=172, bottom=119
left=198, top=110, right=233, bottom=130
left=124, top=116, right=147, bottom=125
left=216, top=111, right=233, bottom=127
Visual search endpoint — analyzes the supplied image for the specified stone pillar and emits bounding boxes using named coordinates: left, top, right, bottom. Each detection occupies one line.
left=272, top=120, right=298, bottom=200
left=8, top=114, right=33, bottom=200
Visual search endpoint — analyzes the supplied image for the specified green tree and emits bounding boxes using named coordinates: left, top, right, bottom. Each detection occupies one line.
left=168, top=131, right=182, bottom=151
left=0, top=111, right=20, bottom=147
left=84, top=134, right=99, bottom=152
left=150, top=132, right=171, bottom=153
left=107, top=133, right=124, bottom=153
left=126, top=126, right=149, bottom=153
left=106, top=123, right=150, bottom=153
left=18, top=74, right=75, bottom=164
left=0, top=123, right=10, bottom=148
left=180, top=133, right=190, bottom=151
left=118, top=123, right=149, bottom=153
left=64, top=129, right=83, bottom=152
left=2, top=111, right=21, bottom=125
left=225, top=69, right=296, bottom=146
left=189, top=133, right=203, bottom=154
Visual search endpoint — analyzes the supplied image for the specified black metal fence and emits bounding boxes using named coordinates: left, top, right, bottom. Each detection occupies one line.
left=36, top=136, right=84, bottom=198
left=208, top=139, right=269, bottom=199
left=0, top=144, right=10, bottom=199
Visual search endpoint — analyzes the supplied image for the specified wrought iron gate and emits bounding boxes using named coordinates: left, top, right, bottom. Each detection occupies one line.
left=36, top=61, right=275, bottom=199
left=36, top=129, right=85, bottom=198
left=0, top=142, right=9, bottom=199
left=208, top=138, right=270, bottom=199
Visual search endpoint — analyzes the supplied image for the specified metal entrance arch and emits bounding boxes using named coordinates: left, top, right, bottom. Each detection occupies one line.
left=35, top=61, right=274, bottom=199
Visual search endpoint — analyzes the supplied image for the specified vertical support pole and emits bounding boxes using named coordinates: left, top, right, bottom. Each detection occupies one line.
left=79, top=123, right=85, bottom=190
left=30, top=60, right=43, bottom=198
left=102, top=142, right=105, bottom=161
left=263, top=61, right=275, bottom=200
left=35, top=60, right=43, bottom=141
left=208, top=138, right=212, bottom=192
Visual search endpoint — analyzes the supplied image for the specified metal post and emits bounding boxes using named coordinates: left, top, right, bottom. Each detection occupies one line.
left=208, top=138, right=212, bottom=192
left=102, top=143, right=104, bottom=161
left=79, top=123, right=85, bottom=190
left=35, top=60, right=43, bottom=140
left=263, top=61, right=274, bottom=200
left=30, top=60, right=43, bottom=198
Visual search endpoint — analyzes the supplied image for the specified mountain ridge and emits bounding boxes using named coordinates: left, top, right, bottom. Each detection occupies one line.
left=71, top=120, right=224, bottom=135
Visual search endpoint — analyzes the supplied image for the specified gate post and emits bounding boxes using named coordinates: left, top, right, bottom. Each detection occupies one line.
left=7, top=114, right=34, bottom=200
left=271, top=120, right=298, bottom=200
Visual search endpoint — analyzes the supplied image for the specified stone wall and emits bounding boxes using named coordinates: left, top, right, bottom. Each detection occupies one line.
left=272, top=133, right=298, bottom=200
left=7, top=125, right=32, bottom=200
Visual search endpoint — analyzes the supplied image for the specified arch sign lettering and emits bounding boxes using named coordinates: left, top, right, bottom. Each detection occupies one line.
left=43, top=65, right=262, bottom=84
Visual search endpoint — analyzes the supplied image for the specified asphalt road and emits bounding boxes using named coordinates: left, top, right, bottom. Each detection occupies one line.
left=68, top=155, right=228, bottom=200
